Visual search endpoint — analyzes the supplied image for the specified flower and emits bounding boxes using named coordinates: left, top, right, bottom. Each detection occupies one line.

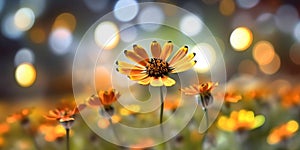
left=217, top=109, right=265, bottom=132
left=116, top=41, right=196, bottom=87
left=223, top=92, right=242, bottom=103
left=45, top=106, right=78, bottom=129
left=39, top=124, right=66, bottom=142
left=6, top=108, right=31, bottom=126
left=181, top=82, right=218, bottom=108
left=181, top=82, right=218, bottom=96
left=267, top=120, right=299, bottom=145
left=280, top=86, right=300, bottom=108
left=87, top=89, right=120, bottom=107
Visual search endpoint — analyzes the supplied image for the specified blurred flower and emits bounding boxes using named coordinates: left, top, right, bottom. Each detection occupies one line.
left=6, top=108, right=32, bottom=126
left=129, top=138, right=154, bottom=150
left=217, top=109, right=265, bottom=132
left=119, top=105, right=140, bottom=116
left=116, top=41, right=196, bottom=87
left=163, top=98, right=181, bottom=112
left=39, top=124, right=66, bottom=142
left=181, top=82, right=218, bottom=108
left=45, top=106, right=78, bottom=129
left=281, top=86, right=300, bottom=108
left=0, top=123, right=10, bottom=135
left=97, top=115, right=121, bottom=129
left=267, top=120, right=299, bottom=145
left=224, top=92, right=242, bottom=103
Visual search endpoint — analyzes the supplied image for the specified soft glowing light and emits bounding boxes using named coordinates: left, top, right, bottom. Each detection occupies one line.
left=120, top=24, right=137, bottom=43
left=29, top=27, right=46, bottom=44
left=114, top=0, right=138, bottom=22
left=15, top=63, right=37, bottom=87
left=53, top=13, right=76, bottom=32
left=20, top=0, right=46, bottom=17
left=238, top=59, right=257, bottom=75
left=14, top=8, right=35, bottom=31
left=49, top=28, right=73, bottom=55
left=1, top=14, right=23, bottom=39
left=236, top=0, right=259, bottom=9
left=230, top=27, right=253, bottom=51
left=137, top=5, right=164, bottom=32
left=180, top=14, right=203, bottom=37
left=252, top=41, right=275, bottom=65
left=289, top=43, right=300, bottom=65
left=95, top=66, right=112, bottom=90
left=293, top=21, right=300, bottom=42
left=275, top=4, right=298, bottom=34
left=219, top=0, right=235, bottom=16
left=259, top=54, right=281, bottom=75
left=191, top=43, right=216, bottom=73
left=14, top=48, right=35, bottom=66
left=83, top=0, right=108, bottom=12
left=94, top=21, right=120, bottom=50
left=256, top=13, right=276, bottom=35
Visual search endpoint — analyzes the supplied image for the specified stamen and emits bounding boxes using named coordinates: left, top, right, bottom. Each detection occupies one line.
left=145, top=58, right=172, bottom=77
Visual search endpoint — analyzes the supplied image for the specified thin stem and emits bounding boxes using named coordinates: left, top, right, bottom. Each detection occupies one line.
left=66, top=128, right=70, bottom=150
left=159, top=86, right=164, bottom=125
left=109, top=118, right=121, bottom=144
left=198, top=94, right=209, bottom=133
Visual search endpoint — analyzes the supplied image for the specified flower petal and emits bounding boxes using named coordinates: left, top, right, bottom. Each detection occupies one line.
left=162, top=76, right=176, bottom=86
left=117, top=67, right=144, bottom=76
left=160, top=41, right=173, bottom=61
left=151, top=41, right=161, bottom=58
left=128, top=73, right=148, bottom=81
left=124, top=50, right=147, bottom=66
left=133, top=45, right=149, bottom=60
left=87, top=95, right=101, bottom=106
left=116, top=61, right=144, bottom=69
left=170, top=53, right=196, bottom=68
left=171, top=60, right=196, bottom=73
left=168, top=46, right=188, bottom=66
left=138, top=77, right=152, bottom=85
left=150, top=77, right=163, bottom=87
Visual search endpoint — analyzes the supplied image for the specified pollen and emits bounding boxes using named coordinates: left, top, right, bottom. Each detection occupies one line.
left=145, top=58, right=172, bottom=77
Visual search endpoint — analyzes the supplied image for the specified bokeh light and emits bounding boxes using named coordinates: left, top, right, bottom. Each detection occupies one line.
left=1, top=14, right=23, bottom=39
left=120, top=24, right=137, bottom=43
left=83, top=0, right=109, bottom=13
left=219, top=0, right=235, bottom=16
left=179, top=14, right=203, bottom=37
left=15, top=63, right=37, bottom=87
left=259, top=54, right=281, bottom=75
left=289, top=43, right=300, bottom=65
left=293, top=21, right=300, bottom=42
left=236, top=0, right=259, bottom=9
left=137, top=5, right=164, bottom=32
left=29, top=27, right=46, bottom=44
left=14, top=48, right=35, bottom=66
left=256, top=13, right=276, bottom=35
left=191, top=43, right=216, bottom=73
left=14, top=7, right=35, bottom=31
left=19, top=0, right=46, bottom=17
left=94, top=21, right=120, bottom=50
left=275, top=4, right=298, bottom=34
left=252, top=41, right=275, bottom=65
left=113, top=0, right=138, bottom=22
left=230, top=27, right=253, bottom=51
left=49, top=28, right=73, bottom=55
left=52, top=13, right=77, bottom=32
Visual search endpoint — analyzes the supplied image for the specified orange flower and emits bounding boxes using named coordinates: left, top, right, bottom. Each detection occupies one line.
left=116, top=41, right=196, bottom=87
left=163, top=98, right=181, bottom=112
left=39, top=124, right=66, bottom=142
left=45, top=107, right=77, bottom=123
left=87, top=89, right=120, bottom=107
left=281, top=86, right=300, bottom=108
left=6, top=108, right=31, bottom=125
left=181, top=82, right=218, bottom=96
left=267, top=120, right=299, bottom=145
left=217, top=109, right=265, bottom=132
left=224, top=92, right=242, bottom=103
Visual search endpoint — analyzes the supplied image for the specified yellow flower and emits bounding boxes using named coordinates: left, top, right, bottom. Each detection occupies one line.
left=116, top=41, right=196, bottom=87
left=267, top=120, right=299, bottom=145
left=217, top=109, right=265, bottom=132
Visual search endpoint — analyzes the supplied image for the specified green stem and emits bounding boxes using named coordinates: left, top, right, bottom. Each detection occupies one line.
left=109, top=118, right=121, bottom=144
left=66, top=128, right=70, bottom=150
left=198, top=94, right=209, bottom=133
left=160, top=86, right=164, bottom=125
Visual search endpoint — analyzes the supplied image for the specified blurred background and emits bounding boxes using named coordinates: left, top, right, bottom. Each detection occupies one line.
left=1, top=0, right=300, bottom=149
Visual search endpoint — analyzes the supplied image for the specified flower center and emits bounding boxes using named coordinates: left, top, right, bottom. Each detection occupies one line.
left=146, top=58, right=172, bottom=78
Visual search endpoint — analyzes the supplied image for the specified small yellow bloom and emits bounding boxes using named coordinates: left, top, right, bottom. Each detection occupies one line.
left=116, top=41, right=196, bottom=87
left=267, top=120, right=299, bottom=145
left=217, top=109, right=265, bottom=132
